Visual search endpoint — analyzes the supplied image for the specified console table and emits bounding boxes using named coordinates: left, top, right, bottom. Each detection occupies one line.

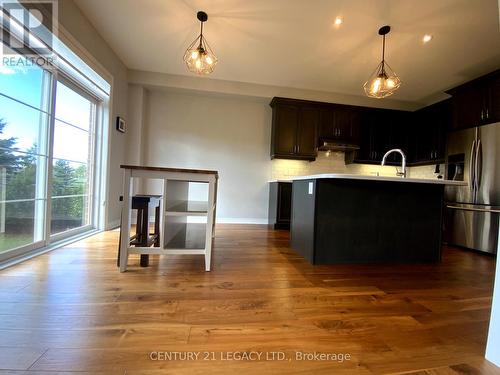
left=119, top=165, right=218, bottom=272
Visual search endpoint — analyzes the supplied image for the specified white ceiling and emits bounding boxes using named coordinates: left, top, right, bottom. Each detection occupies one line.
left=74, top=0, right=500, bottom=104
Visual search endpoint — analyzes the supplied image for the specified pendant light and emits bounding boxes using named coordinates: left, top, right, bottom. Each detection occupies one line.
left=363, top=25, right=401, bottom=98
left=183, top=11, right=218, bottom=75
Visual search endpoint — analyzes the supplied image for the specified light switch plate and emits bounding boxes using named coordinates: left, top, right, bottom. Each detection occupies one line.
left=308, top=182, right=313, bottom=195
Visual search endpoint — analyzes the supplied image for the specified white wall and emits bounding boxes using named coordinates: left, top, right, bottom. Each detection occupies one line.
left=142, top=90, right=272, bottom=223
left=57, top=0, right=129, bottom=229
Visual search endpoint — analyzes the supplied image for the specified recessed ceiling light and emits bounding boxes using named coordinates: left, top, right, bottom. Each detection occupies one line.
left=422, top=34, right=433, bottom=43
left=334, top=16, right=343, bottom=26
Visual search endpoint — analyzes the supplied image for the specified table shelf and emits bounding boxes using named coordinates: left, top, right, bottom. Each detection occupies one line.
left=165, top=200, right=208, bottom=216
left=164, top=223, right=206, bottom=250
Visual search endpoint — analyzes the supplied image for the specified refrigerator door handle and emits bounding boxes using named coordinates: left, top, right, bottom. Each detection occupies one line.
left=446, top=205, right=500, bottom=214
left=475, top=138, right=482, bottom=194
left=469, top=139, right=476, bottom=196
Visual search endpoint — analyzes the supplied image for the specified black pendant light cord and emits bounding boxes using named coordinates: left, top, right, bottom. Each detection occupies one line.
left=198, top=21, right=204, bottom=49
left=381, top=34, right=386, bottom=74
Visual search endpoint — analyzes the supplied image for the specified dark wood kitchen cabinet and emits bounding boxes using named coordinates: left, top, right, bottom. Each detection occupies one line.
left=485, top=73, right=500, bottom=124
left=412, top=99, right=450, bottom=164
left=318, top=105, right=363, bottom=145
left=447, top=70, right=500, bottom=130
left=386, top=110, right=412, bottom=164
left=268, top=181, right=292, bottom=230
left=352, top=110, right=388, bottom=163
left=351, top=109, right=409, bottom=165
left=270, top=98, right=318, bottom=160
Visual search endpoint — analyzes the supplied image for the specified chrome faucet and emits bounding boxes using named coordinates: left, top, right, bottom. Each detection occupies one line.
left=381, top=149, right=407, bottom=178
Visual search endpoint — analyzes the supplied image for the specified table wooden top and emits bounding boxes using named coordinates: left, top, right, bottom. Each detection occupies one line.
left=120, top=165, right=218, bottom=177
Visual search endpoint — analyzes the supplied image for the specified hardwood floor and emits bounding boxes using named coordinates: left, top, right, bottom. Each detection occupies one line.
left=0, top=225, right=498, bottom=374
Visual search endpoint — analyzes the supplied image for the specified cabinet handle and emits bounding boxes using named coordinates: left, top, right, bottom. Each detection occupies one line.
left=297, top=145, right=300, bottom=153
left=486, top=108, right=489, bottom=119
left=481, top=109, right=484, bottom=121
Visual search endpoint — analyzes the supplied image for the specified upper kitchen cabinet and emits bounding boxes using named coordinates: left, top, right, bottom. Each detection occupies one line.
left=318, top=105, right=363, bottom=146
left=350, top=109, right=408, bottom=165
left=386, top=110, right=412, bottom=164
left=297, top=106, right=320, bottom=157
left=485, top=73, right=500, bottom=124
left=447, top=70, right=500, bottom=130
left=412, top=99, right=450, bottom=165
left=270, top=98, right=318, bottom=161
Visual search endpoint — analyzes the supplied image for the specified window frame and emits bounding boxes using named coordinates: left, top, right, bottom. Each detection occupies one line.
left=47, top=73, right=102, bottom=241
left=0, top=35, right=109, bottom=262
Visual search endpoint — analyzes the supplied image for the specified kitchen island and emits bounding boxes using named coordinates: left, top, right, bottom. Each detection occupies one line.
left=291, top=174, right=466, bottom=264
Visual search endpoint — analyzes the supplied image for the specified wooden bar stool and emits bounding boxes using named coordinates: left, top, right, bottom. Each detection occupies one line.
left=117, top=195, right=161, bottom=267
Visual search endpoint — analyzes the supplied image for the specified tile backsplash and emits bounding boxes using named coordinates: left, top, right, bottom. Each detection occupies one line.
left=271, top=151, right=442, bottom=180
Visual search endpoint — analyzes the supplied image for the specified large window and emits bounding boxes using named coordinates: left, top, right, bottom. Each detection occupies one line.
left=0, top=47, right=104, bottom=259
left=0, top=61, right=49, bottom=254
left=51, top=80, right=96, bottom=237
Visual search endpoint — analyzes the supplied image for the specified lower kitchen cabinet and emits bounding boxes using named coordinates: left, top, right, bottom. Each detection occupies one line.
left=268, top=181, right=292, bottom=230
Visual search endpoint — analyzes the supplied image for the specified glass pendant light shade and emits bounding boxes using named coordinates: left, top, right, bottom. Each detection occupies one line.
left=363, top=60, right=401, bottom=98
left=364, top=25, right=401, bottom=98
left=183, top=11, right=218, bottom=75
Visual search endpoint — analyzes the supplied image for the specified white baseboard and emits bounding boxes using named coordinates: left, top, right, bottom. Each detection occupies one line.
left=107, top=217, right=267, bottom=228
left=216, top=218, right=268, bottom=225
left=185, top=217, right=268, bottom=224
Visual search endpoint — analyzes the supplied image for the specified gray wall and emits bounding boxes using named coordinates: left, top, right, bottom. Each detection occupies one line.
left=135, top=89, right=273, bottom=223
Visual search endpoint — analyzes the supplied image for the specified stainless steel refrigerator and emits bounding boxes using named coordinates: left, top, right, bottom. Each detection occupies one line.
left=444, top=122, right=500, bottom=255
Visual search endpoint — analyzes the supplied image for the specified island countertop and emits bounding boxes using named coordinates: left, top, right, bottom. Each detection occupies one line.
left=291, top=173, right=467, bottom=186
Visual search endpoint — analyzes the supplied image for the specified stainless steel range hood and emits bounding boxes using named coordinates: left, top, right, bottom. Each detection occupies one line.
left=318, top=140, right=360, bottom=152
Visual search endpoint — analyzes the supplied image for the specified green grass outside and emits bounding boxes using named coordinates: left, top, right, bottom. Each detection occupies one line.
left=0, top=233, right=33, bottom=253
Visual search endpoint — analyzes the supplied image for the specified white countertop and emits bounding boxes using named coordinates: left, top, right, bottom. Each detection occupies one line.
left=280, top=174, right=467, bottom=185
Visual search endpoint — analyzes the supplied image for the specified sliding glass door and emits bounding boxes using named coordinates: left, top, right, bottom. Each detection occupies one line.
left=0, top=47, right=101, bottom=260
left=51, top=79, right=97, bottom=239
left=0, top=59, right=49, bottom=255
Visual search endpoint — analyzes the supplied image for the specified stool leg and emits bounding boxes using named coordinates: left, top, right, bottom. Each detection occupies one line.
left=117, top=212, right=122, bottom=267
left=154, top=205, right=160, bottom=247
left=140, top=206, right=150, bottom=267
left=135, top=208, right=142, bottom=242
